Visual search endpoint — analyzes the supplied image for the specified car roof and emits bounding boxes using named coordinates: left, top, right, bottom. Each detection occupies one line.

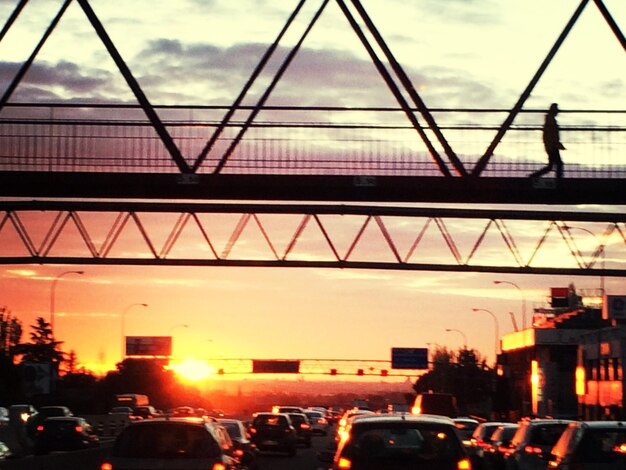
left=352, top=414, right=456, bottom=426
left=128, top=416, right=211, bottom=427
left=580, top=421, right=626, bottom=429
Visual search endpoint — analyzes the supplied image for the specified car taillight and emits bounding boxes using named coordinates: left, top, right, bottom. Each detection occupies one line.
left=75, top=425, right=83, bottom=433
left=524, top=445, right=543, bottom=455
left=100, top=463, right=113, bottom=470
left=234, top=448, right=244, bottom=457
left=249, top=427, right=256, bottom=434
left=337, top=456, right=352, bottom=469
left=318, top=418, right=327, bottom=425
left=547, top=460, right=559, bottom=468
left=36, top=425, right=44, bottom=432
left=301, top=423, right=311, bottom=430
left=614, top=443, right=626, bottom=454
left=457, top=458, right=472, bottom=470
left=212, top=464, right=226, bottom=470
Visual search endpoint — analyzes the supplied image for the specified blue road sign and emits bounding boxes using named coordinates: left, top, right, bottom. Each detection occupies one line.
left=391, top=347, right=428, bottom=369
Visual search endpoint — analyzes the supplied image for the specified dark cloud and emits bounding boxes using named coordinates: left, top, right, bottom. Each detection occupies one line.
left=0, top=35, right=504, bottom=111
left=0, top=60, right=127, bottom=102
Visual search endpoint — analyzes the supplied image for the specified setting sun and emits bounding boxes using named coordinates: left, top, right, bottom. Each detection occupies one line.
left=168, top=359, right=217, bottom=383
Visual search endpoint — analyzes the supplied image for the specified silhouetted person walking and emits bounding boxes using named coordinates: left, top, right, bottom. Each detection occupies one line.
left=530, top=103, right=565, bottom=178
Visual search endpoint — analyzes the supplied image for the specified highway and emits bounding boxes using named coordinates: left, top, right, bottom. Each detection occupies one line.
left=0, top=425, right=336, bottom=470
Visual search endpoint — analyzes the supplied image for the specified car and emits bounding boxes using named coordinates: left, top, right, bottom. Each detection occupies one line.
left=33, top=416, right=99, bottom=455
left=0, top=440, right=11, bottom=460
left=411, top=392, right=458, bottom=417
left=27, top=405, right=73, bottom=438
left=133, top=405, right=160, bottom=419
left=304, top=409, right=330, bottom=435
left=468, top=421, right=509, bottom=469
left=320, top=413, right=471, bottom=470
left=218, top=418, right=260, bottom=470
left=453, top=417, right=480, bottom=447
left=287, top=412, right=312, bottom=447
left=335, top=408, right=376, bottom=443
left=249, top=412, right=298, bottom=457
left=0, top=407, right=8, bottom=429
left=272, top=405, right=305, bottom=414
left=483, top=423, right=519, bottom=470
left=100, top=416, right=241, bottom=470
left=504, top=418, right=573, bottom=470
left=547, top=420, right=626, bottom=469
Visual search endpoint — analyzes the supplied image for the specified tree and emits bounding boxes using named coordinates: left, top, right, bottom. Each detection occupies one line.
left=14, top=317, right=65, bottom=366
left=414, top=346, right=494, bottom=416
left=0, top=307, right=23, bottom=403
left=0, top=306, right=22, bottom=357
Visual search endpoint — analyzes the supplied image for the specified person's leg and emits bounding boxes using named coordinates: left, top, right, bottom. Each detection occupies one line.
left=530, top=163, right=553, bottom=178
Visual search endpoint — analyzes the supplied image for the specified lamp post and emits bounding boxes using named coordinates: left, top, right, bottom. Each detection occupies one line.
left=445, top=328, right=467, bottom=349
left=50, top=270, right=84, bottom=336
left=472, top=308, right=500, bottom=365
left=494, top=280, right=526, bottom=329
left=564, top=225, right=605, bottom=295
left=120, top=303, right=148, bottom=360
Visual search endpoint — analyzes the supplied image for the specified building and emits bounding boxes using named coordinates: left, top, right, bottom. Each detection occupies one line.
left=577, top=295, right=626, bottom=420
left=497, top=287, right=626, bottom=420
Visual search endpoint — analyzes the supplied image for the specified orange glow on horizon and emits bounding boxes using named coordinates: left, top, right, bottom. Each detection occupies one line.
left=168, top=358, right=217, bottom=383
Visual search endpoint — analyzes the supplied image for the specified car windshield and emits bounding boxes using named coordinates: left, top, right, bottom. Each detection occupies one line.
left=529, top=424, right=569, bottom=446
left=576, top=428, right=626, bottom=462
left=254, top=415, right=288, bottom=427
left=113, top=423, right=220, bottom=459
left=345, top=423, right=464, bottom=465
left=289, top=414, right=305, bottom=425
left=220, top=422, right=242, bottom=439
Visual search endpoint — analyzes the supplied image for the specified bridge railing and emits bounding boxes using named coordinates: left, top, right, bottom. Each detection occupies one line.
left=1, top=104, right=624, bottom=177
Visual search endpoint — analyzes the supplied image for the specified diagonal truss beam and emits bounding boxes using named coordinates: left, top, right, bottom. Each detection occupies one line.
left=0, top=201, right=624, bottom=277
left=472, top=0, right=590, bottom=176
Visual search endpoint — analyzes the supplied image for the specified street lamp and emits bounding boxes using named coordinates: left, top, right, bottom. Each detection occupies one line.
left=494, top=280, right=527, bottom=329
left=120, top=303, right=148, bottom=360
left=50, top=270, right=85, bottom=336
left=445, top=328, right=467, bottom=349
left=472, top=308, right=500, bottom=364
left=563, top=225, right=605, bottom=295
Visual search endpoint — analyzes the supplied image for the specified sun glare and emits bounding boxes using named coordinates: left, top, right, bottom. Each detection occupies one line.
left=169, top=359, right=217, bottom=383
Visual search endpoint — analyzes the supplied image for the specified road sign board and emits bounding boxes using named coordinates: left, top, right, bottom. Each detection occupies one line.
left=126, top=336, right=172, bottom=356
left=252, top=360, right=300, bottom=373
left=391, top=347, right=428, bottom=370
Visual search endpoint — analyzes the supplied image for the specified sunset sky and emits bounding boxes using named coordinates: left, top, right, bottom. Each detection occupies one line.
left=0, top=0, right=624, bottom=380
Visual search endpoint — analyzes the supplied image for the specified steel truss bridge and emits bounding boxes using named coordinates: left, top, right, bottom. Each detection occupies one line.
left=0, top=0, right=625, bottom=276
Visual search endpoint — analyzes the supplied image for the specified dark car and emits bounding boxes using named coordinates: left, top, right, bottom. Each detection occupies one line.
left=468, top=421, right=508, bottom=469
left=548, top=420, right=626, bottom=470
left=27, top=405, right=73, bottom=438
left=504, top=418, right=572, bottom=470
left=133, top=405, right=160, bottom=419
left=218, top=418, right=260, bottom=470
left=101, top=417, right=241, bottom=470
left=320, top=413, right=470, bottom=470
left=33, top=416, right=99, bottom=455
left=287, top=412, right=312, bottom=447
left=249, top=412, right=298, bottom=457
left=453, top=417, right=480, bottom=448
left=483, top=423, right=519, bottom=470
left=0, top=440, right=11, bottom=460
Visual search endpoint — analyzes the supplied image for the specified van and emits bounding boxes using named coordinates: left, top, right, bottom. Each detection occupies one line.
left=411, top=392, right=458, bottom=417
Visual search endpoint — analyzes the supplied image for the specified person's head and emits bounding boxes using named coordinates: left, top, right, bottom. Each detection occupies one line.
left=548, top=103, right=559, bottom=115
